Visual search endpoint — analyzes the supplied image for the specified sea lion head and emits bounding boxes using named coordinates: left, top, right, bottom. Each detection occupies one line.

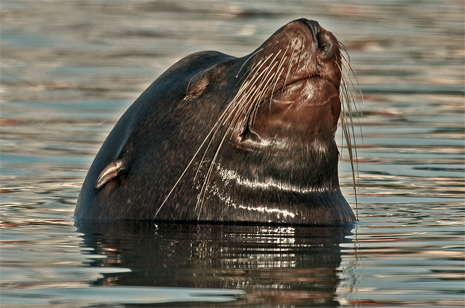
left=75, top=19, right=357, bottom=224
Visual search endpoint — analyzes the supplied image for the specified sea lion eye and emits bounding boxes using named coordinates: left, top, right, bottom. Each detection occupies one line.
left=186, top=77, right=210, bottom=99
left=185, top=67, right=216, bottom=99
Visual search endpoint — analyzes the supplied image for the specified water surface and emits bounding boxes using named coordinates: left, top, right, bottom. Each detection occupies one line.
left=1, top=0, right=464, bottom=307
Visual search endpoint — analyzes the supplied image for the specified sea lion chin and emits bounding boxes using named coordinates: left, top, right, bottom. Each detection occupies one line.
left=75, top=18, right=357, bottom=225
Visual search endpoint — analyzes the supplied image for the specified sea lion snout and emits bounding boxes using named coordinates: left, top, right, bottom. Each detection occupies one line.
left=231, top=18, right=343, bottom=150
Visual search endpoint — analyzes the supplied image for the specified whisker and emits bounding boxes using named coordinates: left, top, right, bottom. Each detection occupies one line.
left=154, top=97, right=236, bottom=218
left=194, top=56, right=280, bottom=216
left=235, top=38, right=284, bottom=83
left=193, top=53, right=278, bottom=180
left=154, top=61, right=269, bottom=218
left=230, top=57, right=276, bottom=132
left=247, top=57, right=282, bottom=127
left=236, top=48, right=263, bottom=78
left=335, top=43, right=364, bottom=219
left=281, top=38, right=299, bottom=96
left=195, top=48, right=293, bottom=216
left=268, top=40, right=292, bottom=111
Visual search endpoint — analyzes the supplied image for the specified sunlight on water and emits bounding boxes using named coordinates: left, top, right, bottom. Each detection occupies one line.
left=1, top=0, right=464, bottom=307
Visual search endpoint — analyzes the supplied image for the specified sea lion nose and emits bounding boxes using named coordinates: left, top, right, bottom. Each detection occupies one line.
left=298, top=19, right=320, bottom=43
left=298, top=18, right=338, bottom=60
left=296, top=18, right=338, bottom=60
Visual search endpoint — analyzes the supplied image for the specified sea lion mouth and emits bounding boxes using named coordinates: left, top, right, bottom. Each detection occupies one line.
left=282, top=74, right=338, bottom=98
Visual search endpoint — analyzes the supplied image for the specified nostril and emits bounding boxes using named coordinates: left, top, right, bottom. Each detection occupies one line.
left=317, top=31, right=338, bottom=59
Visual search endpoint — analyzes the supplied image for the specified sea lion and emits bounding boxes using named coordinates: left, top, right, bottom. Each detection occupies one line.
left=75, top=18, right=357, bottom=224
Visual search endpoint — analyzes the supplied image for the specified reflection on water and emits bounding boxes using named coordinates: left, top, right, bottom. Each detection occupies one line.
left=1, top=0, right=464, bottom=307
left=74, top=222, right=353, bottom=306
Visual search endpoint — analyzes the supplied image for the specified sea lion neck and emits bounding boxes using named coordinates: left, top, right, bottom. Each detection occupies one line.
left=216, top=137, right=341, bottom=194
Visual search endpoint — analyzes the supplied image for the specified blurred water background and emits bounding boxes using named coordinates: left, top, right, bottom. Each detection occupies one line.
left=1, top=0, right=464, bottom=307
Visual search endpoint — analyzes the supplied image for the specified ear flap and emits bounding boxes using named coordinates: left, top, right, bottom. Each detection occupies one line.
left=95, top=159, right=125, bottom=189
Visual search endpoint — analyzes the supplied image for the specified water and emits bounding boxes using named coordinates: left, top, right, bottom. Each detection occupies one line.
left=1, top=0, right=464, bottom=307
